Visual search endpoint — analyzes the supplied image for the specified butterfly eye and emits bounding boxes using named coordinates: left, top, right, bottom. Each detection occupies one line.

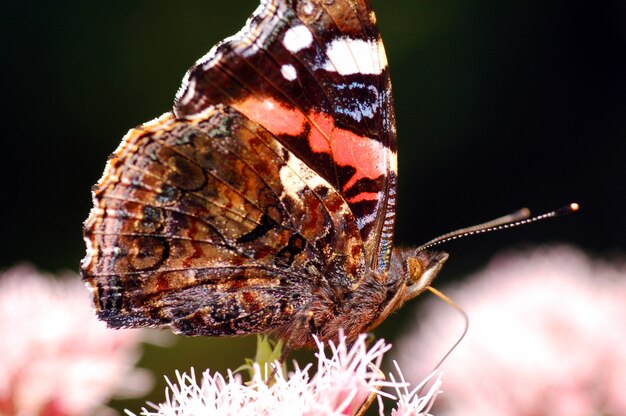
left=407, top=257, right=424, bottom=282
left=404, top=251, right=449, bottom=301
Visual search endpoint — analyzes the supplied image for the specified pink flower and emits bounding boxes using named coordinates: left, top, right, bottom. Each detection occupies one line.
left=395, top=245, right=626, bottom=416
left=129, top=334, right=440, bottom=416
left=0, top=265, right=153, bottom=416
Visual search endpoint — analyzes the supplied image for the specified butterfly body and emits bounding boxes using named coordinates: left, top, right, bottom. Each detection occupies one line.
left=82, top=0, right=448, bottom=349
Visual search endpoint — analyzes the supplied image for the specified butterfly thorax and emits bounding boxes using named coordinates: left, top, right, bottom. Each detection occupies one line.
left=271, top=247, right=448, bottom=349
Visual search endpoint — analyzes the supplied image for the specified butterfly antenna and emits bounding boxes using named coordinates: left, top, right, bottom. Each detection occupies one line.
left=416, top=202, right=579, bottom=253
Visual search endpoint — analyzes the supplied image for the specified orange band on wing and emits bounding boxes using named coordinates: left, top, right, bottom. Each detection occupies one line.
left=235, top=97, right=387, bottom=192
left=236, top=97, right=307, bottom=136
left=308, top=112, right=386, bottom=191
left=347, top=192, right=380, bottom=203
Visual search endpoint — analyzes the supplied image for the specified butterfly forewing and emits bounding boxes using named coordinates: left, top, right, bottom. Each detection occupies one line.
left=175, top=0, right=397, bottom=270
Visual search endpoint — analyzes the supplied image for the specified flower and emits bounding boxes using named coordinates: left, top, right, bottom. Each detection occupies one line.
left=0, top=265, right=154, bottom=416
left=128, top=334, right=441, bottom=416
left=395, top=245, right=626, bottom=416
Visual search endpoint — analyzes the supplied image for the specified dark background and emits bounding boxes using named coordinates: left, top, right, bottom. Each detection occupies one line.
left=3, top=0, right=625, bottom=412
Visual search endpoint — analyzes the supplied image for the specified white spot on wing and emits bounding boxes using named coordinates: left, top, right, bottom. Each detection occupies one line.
left=279, top=164, right=304, bottom=202
left=283, top=25, right=314, bottom=53
left=323, top=37, right=388, bottom=75
left=280, top=64, right=297, bottom=81
left=279, top=152, right=334, bottom=208
left=302, top=1, right=315, bottom=15
left=388, top=149, right=398, bottom=174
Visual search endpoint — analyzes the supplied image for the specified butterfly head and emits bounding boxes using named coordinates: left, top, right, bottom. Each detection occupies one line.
left=402, top=250, right=449, bottom=302
left=364, top=248, right=448, bottom=334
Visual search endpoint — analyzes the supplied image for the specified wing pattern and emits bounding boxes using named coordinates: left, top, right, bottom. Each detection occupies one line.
left=175, top=0, right=397, bottom=270
left=82, top=0, right=402, bottom=346
left=82, top=105, right=364, bottom=337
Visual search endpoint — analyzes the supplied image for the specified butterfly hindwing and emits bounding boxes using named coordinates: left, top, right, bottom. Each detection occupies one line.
left=82, top=105, right=365, bottom=337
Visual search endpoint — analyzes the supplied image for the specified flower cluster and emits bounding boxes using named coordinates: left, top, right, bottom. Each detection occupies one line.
left=395, top=245, right=626, bottom=416
left=129, top=334, right=441, bottom=416
left=0, top=265, right=153, bottom=416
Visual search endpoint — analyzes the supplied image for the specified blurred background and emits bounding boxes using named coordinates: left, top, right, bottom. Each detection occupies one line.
left=2, top=0, right=624, bottom=413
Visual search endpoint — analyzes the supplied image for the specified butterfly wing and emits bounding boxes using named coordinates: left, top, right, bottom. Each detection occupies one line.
left=82, top=0, right=399, bottom=343
left=175, top=0, right=397, bottom=271
left=82, top=106, right=365, bottom=337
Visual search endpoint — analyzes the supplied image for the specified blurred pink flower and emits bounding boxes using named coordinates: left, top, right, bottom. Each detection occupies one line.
left=0, top=265, right=153, bottom=416
left=129, top=334, right=441, bottom=416
left=395, top=245, right=626, bottom=416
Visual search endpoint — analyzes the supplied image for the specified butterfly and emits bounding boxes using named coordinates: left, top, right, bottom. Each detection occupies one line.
left=81, top=0, right=449, bottom=350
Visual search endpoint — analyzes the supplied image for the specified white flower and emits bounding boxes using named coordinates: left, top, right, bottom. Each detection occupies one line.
left=395, top=245, right=626, bottom=416
left=388, top=362, right=442, bottom=416
left=129, top=334, right=441, bottom=416
left=0, top=265, right=154, bottom=416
